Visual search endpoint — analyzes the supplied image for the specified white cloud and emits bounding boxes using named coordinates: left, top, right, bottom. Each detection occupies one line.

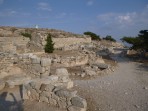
left=0, top=0, right=4, bottom=4
left=38, top=2, right=52, bottom=12
left=87, top=1, right=94, bottom=6
left=97, top=11, right=147, bottom=29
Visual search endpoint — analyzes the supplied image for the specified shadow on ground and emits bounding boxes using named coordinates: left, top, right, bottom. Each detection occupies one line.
left=0, top=91, right=23, bottom=111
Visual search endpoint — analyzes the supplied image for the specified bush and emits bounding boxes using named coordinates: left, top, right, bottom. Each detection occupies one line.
left=21, top=32, right=32, bottom=39
left=44, top=34, right=54, bottom=53
left=84, top=31, right=101, bottom=40
left=121, top=30, right=148, bottom=52
left=103, top=35, right=116, bottom=42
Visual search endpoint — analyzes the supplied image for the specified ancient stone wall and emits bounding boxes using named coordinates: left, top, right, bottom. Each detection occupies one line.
left=52, top=37, right=91, bottom=49
left=0, top=37, right=30, bottom=53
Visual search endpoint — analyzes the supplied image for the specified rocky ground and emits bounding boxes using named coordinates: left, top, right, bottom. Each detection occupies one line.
left=74, top=54, right=148, bottom=111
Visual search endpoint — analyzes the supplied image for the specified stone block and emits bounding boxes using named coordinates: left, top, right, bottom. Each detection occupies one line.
left=29, top=81, right=41, bottom=90
left=71, top=96, right=87, bottom=108
left=55, top=89, right=77, bottom=99
left=92, top=63, right=109, bottom=69
left=56, top=68, right=69, bottom=76
left=40, top=75, right=59, bottom=84
left=40, top=91, right=51, bottom=98
left=6, top=75, right=31, bottom=88
left=32, top=64, right=45, bottom=73
left=40, top=58, right=51, bottom=67
left=31, top=56, right=41, bottom=64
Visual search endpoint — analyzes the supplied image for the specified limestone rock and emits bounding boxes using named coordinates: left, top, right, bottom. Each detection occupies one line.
left=55, top=89, right=77, bottom=98
left=92, top=63, right=109, bottom=69
left=71, top=96, right=87, bottom=108
left=68, top=106, right=86, bottom=111
left=56, top=68, right=69, bottom=76
left=40, top=96, right=49, bottom=103
left=0, top=80, right=5, bottom=91
left=40, top=58, right=51, bottom=67
left=85, top=69, right=96, bottom=76
left=31, top=56, right=41, bottom=64
left=6, top=75, right=31, bottom=88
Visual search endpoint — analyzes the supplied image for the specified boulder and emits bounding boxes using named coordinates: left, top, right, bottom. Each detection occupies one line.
left=71, top=96, right=87, bottom=108
left=92, top=63, right=109, bottom=69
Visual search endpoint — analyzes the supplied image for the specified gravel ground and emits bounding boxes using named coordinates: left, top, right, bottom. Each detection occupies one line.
left=74, top=55, right=148, bottom=111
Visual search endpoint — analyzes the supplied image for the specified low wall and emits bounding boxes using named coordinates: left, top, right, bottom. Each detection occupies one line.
left=52, top=37, right=91, bottom=49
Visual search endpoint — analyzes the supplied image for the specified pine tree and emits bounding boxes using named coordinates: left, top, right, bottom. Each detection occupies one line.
left=44, top=34, right=54, bottom=53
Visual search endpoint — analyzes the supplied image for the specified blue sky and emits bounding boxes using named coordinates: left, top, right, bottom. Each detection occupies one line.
left=0, top=0, right=148, bottom=40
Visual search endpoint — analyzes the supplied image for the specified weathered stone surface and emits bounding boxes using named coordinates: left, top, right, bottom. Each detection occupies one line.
left=71, top=96, right=87, bottom=108
left=30, top=88, right=39, bottom=100
left=57, top=98, right=67, bottom=109
left=68, top=106, right=86, bottom=111
left=55, top=89, right=77, bottom=98
left=22, top=84, right=29, bottom=100
left=6, top=75, right=31, bottom=88
left=66, top=81, right=74, bottom=89
left=31, top=56, right=41, bottom=64
left=40, top=91, right=51, bottom=97
left=44, top=84, right=55, bottom=92
left=40, top=75, right=59, bottom=84
left=32, top=64, right=45, bottom=73
left=29, top=81, right=41, bottom=90
left=40, top=58, right=51, bottom=67
left=40, top=71, right=49, bottom=78
left=92, top=63, right=109, bottom=69
left=0, top=80, right=5, bottom=91
left=56, top=68, right=69, bottom=76
left=40, top=96, right=49, bottom=103
left=48, top=97, right=57, bottom=106
left=85, top=69, right=96, bottom=76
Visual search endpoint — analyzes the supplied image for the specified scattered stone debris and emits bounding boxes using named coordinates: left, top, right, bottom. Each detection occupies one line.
left=0, top=26, right=123, bottom=111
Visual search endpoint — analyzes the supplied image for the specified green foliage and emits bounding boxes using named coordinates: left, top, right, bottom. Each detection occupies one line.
left=121, top=30, right=148, bottom=52
left=44, top=34, right=54, bottom=53
left=21, top=32, right=32, bottom=39
left=103, top=35, right=116, bottom=42
left=84, top=31, right=101, bottom=40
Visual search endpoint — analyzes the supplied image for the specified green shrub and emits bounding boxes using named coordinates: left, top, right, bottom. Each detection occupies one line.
left=121, top=30, right=148, bottom=52
left=44, top=34, right=54, bottom=53
left=84, top=31, right=101, bottom=40
left=103, top=35, right=116, bottom=42
left=21, top=32, right=32, bottom=39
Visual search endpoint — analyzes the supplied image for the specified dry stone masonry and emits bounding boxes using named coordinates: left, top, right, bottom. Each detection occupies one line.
left=0, top=26, right=123, bottom=111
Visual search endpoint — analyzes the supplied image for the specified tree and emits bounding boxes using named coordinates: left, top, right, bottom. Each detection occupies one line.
left=44, top=34, right=54, bottom=53
left=121, top=30, right=148, bottom=52
left=103, top=35, right=116, bottom=42
left=84, top=31, right=101, bottom=40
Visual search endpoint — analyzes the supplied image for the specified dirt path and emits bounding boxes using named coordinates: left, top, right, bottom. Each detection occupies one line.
left=74, top=55, right=148, bottom=111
